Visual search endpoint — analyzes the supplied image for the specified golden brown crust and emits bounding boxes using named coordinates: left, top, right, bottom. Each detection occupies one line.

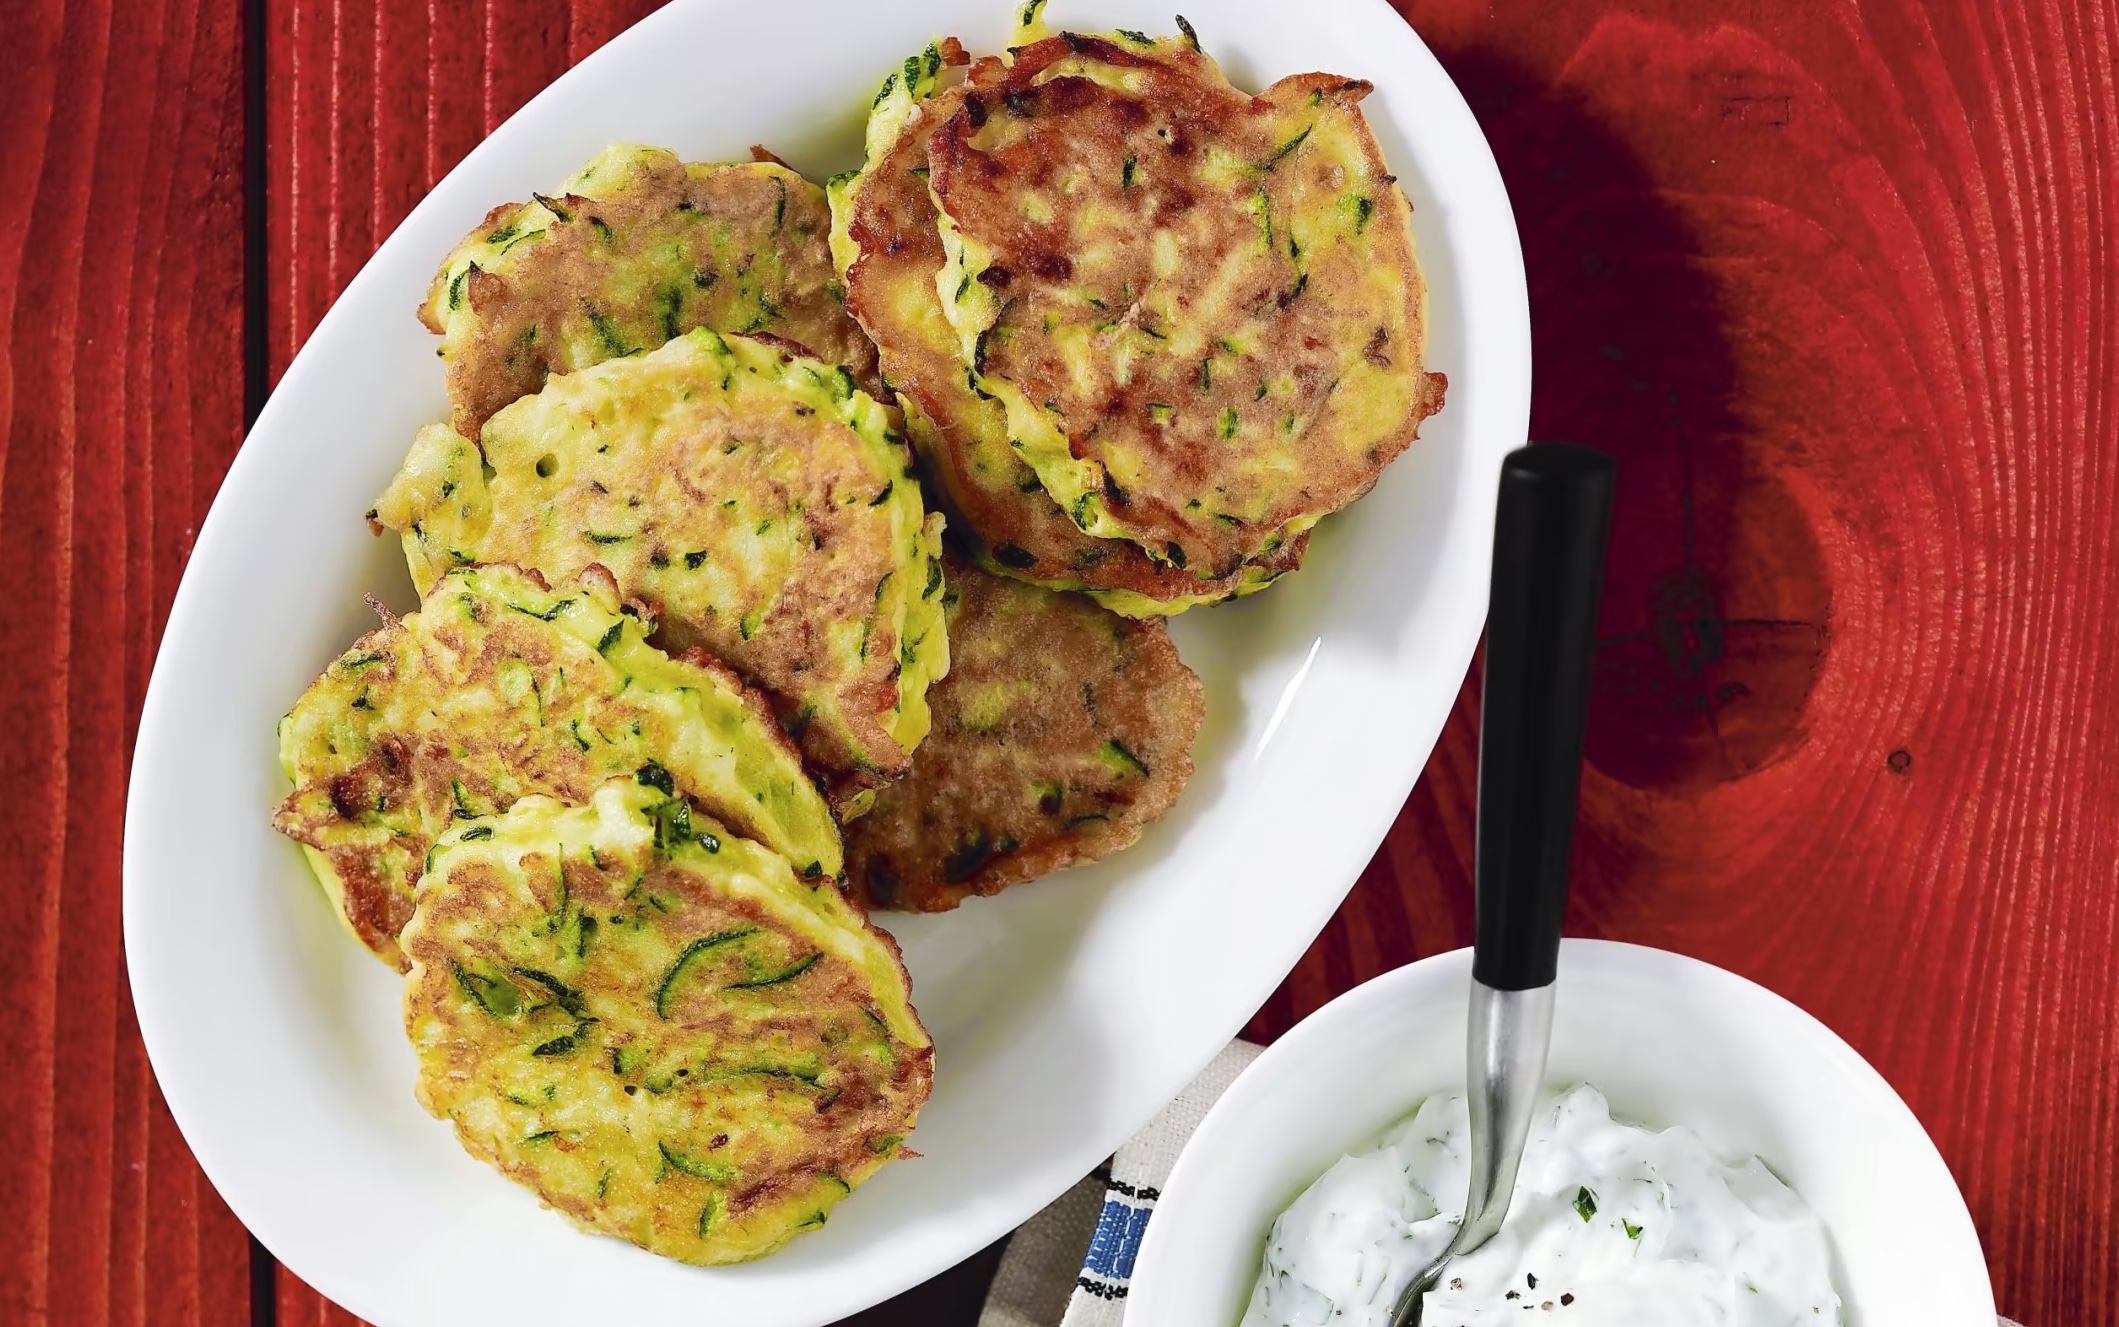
left=558, top=395, right=914, bottom=794
left=402, top=782, right=929, bottom=1263
left=411, top=866, right=934, bottom=1208
left=376, top=333, right=946, bottom=807
left=928, top=37, right=1446, bottom=574
left=431, top=151, right=878, bottom=438
left=273, top=566, right=843, bottom=968
left=840, top=75, right=1268, bottom=604
left=842, top=554, right=1203, bottom=911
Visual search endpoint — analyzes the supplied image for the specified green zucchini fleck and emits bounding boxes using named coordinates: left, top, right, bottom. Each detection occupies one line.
left=453, top=963, right=522, bottom=1018
left=1032, top=780, right=1065, bottom=815
left=660, top=1140, right=738, bottom=1182
left=585, top=308, right=633, bottom=356
left=654, top=926, right=761, bottom=1018
left=728, top=952, right=822, bottom=990
left=531, top=1027, right=586, bottom=1057
left=942, top=829, right=1017, bottom=883
left=738, top=294, right=781, bottom=334
left=1099, top=738, right=1149, bottom=777
left=659, top=284, right=684, bottom=341
left=512, top=966, right=588, bottom=1016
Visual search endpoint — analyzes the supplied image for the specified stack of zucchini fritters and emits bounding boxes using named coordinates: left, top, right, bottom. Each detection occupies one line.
left=272, top=6, right=1441, bottom=1268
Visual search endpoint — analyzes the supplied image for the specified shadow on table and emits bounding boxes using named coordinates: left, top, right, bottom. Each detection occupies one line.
left=830, top=1236, right=1012, bottom=1327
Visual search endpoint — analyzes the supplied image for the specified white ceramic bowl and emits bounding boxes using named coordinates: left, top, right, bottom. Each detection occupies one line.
left=1130, top=941, right=1993, bottom=1327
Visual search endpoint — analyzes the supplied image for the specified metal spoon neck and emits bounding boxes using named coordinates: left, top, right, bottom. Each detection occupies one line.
left=1462, top=979, right=1555, bottom=1243
left=1387, top=978, right=1556, bottom=1327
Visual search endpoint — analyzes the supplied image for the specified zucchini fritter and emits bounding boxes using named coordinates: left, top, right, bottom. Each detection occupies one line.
left=830, top=43, right=1306, bottom=616
left=372, top=330, right=949, bottom=811
left=844, top=554, right=1202, bottom=911
left=927, top=29, right=1447, bottom=578
left=403, top=776, right=930, bottom=1265
left=421, top=144, right=877, bottom=439
left=273, top=564, right=841, bottom=968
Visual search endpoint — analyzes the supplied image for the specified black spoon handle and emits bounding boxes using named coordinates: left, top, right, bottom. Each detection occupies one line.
left=1472, top=443, right=1614, bottom=992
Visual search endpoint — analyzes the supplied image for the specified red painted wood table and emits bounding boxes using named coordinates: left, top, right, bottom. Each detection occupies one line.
left=4, top=0, right=2113, bottom=1323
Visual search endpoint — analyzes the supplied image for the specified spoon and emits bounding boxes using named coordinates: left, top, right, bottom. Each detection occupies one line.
left=1388, top=442, right=1614, bottom=1327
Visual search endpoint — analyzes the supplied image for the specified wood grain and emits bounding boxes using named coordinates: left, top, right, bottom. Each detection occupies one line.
left=2, top=0, right=2105, bottom=1322
left=0, top=0, right=254, bottom=1319
left=263, top=0, right=663, bottom=383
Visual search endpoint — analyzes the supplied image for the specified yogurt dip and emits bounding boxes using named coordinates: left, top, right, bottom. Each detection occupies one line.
left=1242, top=1084, right=1843, bottom=1326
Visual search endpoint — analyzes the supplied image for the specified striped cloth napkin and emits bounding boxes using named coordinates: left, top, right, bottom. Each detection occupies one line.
left=975, top=1042, right=2018, bottom=1327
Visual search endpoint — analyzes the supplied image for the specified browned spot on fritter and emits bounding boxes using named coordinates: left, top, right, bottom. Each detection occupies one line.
left=843, top=554, right=1203, bottom=911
